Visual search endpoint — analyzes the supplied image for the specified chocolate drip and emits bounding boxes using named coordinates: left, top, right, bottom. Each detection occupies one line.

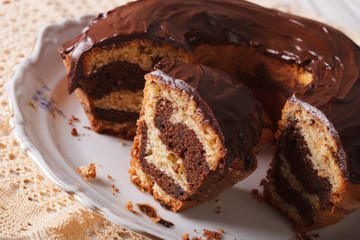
left=59, top=0, right=360, bottom=182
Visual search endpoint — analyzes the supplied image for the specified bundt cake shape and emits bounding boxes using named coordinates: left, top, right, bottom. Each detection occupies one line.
left=129, top=58, right=263, bottom=212
left=59, top=0, right=360, bottom=232
left=58, top=0, right=309, bottom=139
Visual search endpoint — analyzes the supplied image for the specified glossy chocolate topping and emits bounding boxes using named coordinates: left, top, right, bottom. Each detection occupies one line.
left=150, top=59, right=263, bottom=170
left=59, top=0, right=360, bottom=182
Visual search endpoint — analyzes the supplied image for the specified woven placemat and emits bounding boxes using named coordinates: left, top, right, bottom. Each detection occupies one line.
left=1, top=0, right=359, bottom=239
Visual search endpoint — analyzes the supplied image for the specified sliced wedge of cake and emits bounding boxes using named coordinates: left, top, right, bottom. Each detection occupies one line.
left=129, top=59, right=264, bottom=211
left=262, top=95, right=360, bottom=232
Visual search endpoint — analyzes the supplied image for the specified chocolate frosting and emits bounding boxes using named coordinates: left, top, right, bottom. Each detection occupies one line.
left=59, top=0, right=360, bottom=182
left=150, top=59, right=263, bottom=170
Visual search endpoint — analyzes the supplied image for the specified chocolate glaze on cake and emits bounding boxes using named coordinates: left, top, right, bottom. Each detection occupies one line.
left=59, top=0, right=360, bottom=182
left=152, top=59, right=263, bottom=169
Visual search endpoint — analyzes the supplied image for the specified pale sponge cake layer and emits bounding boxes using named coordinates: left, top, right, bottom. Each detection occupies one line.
left=75, top=88, right=138, bottom=138
left=94, top=90, right=143, bottom=113
left=82, top=39, right=192, bottom=76
left=65, top=40, right=192, bottom=139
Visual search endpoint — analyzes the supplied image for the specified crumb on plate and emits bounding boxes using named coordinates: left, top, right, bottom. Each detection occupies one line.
left=181, top=233, right=190, bottom=240
left=126, top=200, right=138, bottom=214
left=71, top=128, right=78, bottom=136
left=76, top=163, right=96, bottom=180
left=203, top=228, right=223, bottom=240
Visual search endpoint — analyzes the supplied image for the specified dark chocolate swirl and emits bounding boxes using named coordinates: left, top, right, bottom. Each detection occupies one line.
left=59, top=0, right=360, bottom=182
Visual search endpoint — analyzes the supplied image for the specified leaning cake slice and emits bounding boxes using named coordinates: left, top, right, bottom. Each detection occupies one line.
left=129, top=59, right=264, bottom=211
left=262, top=96, right=360, bottom=232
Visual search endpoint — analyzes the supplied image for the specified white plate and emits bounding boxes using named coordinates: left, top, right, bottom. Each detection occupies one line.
left=8, top=14, right=360, bottom=240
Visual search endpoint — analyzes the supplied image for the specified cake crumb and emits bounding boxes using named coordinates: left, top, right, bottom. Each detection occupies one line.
left=71, top=128, right=78, bottom=136
left=151, top=216, right=174, bottom=228
left=184, top=229, right=223, bottom=240
left=84, top=126, right=92, bottom=130
left=181, top=233, right=190, bottom=240
left=119, top=140, right=126, bottom=146
left=203, top=229, right=223, bottom=240
left=107, top=174, right=113, bottom=180
left=126, top=200, right=138, bottom=215
left=111, top=184, right=119, bottom=195
left=71, top=115, right=80, bottom=122
left=251, top=189, right=265, bottom=204
left=137, top=203, right=174, bottom=228
left=76, top=163, right=96, bottom=180
left=68, top=115, right=80, bottom=126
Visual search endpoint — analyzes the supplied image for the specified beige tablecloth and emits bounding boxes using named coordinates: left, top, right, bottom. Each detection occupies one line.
left=1, top=1, right=144, bottom=239
left=1, top=0, right=359, bottom=239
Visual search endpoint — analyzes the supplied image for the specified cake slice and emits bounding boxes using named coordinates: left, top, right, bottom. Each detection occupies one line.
left=129, top=59, right=264, bottom=211
left=262, top=95, right=360, bottom=232
left=59, top=36, right=190, bottom=139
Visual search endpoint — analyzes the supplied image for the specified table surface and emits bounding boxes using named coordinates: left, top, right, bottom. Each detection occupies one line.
left=1, top=0, right=359, bottom=239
